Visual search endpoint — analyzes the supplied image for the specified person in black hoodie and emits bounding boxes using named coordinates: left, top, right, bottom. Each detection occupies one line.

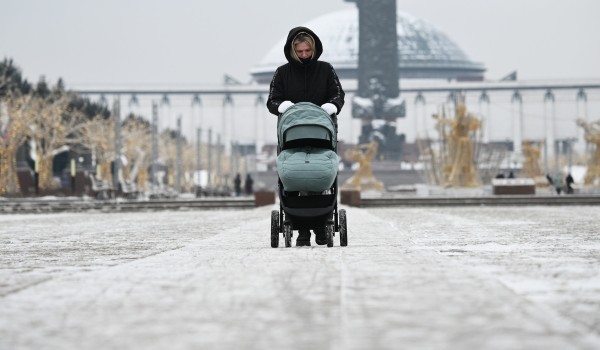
left=267, top=26, right=345, bottom=247
left=267, top=27, right=345, bottom=117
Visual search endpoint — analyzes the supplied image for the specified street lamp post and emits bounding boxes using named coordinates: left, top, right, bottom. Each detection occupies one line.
left=217, top=134, right=222, bottom=187
left=176, top=115, right=183, bottom=194
left=576, top=89, right=588, bottom=154
left=192, top=95, right=202, bottom=190
left=511, top=90, right=523, bottom=167
left=70, top=158, right=76, bottom=194
left=196, top=127, right=202, bottom=192
left=544, top=89, right=557, bottom=175
left=151, top=102, right=159, bottom=195
left=113, top=97, right=122, bottom=194
left=414, top=92, right=426, bottom=142
left=207, top=128, right=212, bottom=188
left=478, top=91, right=490, bottom=144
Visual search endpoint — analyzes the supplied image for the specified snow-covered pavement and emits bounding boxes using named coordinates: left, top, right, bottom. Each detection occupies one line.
left=1, top=206, right=599, bottom=350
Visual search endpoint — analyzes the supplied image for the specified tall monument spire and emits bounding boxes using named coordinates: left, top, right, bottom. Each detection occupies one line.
left=346, top=0, right=399, bottom=102
left=345, top=0, right=406, bottom=159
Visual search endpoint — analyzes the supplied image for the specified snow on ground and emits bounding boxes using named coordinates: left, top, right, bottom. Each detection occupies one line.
left=0, top=206, right=599, bottom=350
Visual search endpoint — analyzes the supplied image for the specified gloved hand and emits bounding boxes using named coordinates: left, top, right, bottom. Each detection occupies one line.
left=321, top=103, right=337, bottom=115
left=278, top=101, right=294, bottom=114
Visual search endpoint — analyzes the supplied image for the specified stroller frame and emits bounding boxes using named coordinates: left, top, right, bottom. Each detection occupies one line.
left=270, top=102, right=348, bottom=248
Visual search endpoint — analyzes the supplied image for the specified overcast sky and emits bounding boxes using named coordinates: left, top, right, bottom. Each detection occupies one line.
left=2, top=0, right=600, bottom=88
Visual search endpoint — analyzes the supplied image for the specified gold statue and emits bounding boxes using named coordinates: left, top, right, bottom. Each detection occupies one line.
left=521, top=140, right=542, bottom=178
left=576, top=118, right=600, bottom=186
left=435, top=103, right=481, bottom=187
left=342, top=140, right=384, bottom=191
left=521, top=139, right=549, bottom=186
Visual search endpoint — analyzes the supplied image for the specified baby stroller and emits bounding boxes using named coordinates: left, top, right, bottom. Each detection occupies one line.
left=270, top=102, right=348, bottom=248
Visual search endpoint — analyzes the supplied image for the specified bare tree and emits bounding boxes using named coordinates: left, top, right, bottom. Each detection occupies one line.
left=0, top=94, right=37, bottom=194
left=28, top=92, right=88, bottom=190
left=159, top=130, right=177, bottom=188
left=121, top=115, right=152, bottom=191
left=77, top=115, right=115, bottom=182
left=182, top=141, right=197, bottom=192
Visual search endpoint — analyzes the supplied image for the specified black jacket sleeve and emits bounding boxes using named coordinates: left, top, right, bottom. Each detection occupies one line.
left=325, top=63, right=345, bottom=114
left=266, top=68, right=284, bottom=116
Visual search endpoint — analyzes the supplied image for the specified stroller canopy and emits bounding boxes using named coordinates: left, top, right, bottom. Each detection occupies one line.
left=278, top=102, right=336, bottom=150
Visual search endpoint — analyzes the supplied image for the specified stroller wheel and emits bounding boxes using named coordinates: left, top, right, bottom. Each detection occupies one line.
left=283, top=222, right=293, bottom=248
left=339, top=209, right=348, bottom=247
left=326, top=220, right=334, bottom=248
left=271, top=210, right=279, bottom=248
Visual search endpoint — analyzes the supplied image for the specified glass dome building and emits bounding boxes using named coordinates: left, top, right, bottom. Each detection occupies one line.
left=250, top=8, right=485, bottom=84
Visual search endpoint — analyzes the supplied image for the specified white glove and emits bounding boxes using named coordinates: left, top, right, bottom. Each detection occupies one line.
left=321, top=103, right=337, bottom=115
left=278, top=101, right=294, bottom=114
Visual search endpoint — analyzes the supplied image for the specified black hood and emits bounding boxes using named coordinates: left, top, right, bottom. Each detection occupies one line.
left=283, top=26, right=323, bottom=65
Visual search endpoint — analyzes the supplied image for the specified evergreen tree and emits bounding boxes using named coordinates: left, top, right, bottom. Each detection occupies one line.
left=0, top=58, right=24, bottom=96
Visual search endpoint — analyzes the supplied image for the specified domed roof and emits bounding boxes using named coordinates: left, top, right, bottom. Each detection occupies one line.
left=251, top=8, right=485, bottom=84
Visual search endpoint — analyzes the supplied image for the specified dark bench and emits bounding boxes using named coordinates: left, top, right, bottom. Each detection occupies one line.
left=89, top=174, right=113, bottom=199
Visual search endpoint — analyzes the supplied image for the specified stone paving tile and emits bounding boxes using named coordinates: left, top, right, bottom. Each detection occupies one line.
left=0, top=206, right=599, bottom=350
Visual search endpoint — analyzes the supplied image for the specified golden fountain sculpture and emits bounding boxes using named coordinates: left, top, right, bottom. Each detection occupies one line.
left=435, top=103, right=481, bottom=188
left=521, top=140, right=542, bottom=179
left=576, top=118, right=600, bottom=186
left=342, top=140, right=384, bottom=192
left=521, top=139, right=552, bottom=187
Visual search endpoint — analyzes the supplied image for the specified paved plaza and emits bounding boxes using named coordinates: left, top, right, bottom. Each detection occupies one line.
left=1, top=205, right=599, bottom=349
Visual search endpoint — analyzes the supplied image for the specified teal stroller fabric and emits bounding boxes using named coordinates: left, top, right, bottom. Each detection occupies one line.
left=277, top=102, right=337, bottom=148
left=276, top=102, right=338, bottom=192
left=277, top=147, right=338, bottom=192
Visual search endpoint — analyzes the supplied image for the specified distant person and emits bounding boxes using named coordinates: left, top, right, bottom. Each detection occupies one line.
left=545, top=174, right=560, bottom=194
left=244, top=174, right=254, bottom=195
left=508, top=171, right=515, bottom=179
left=266, top=26, right=345, bottom=247
left=566, top=173, right=575, bottom=194
left=233, top=173, right=242, bottom=197
left=553, top=175, right=563, bottom=195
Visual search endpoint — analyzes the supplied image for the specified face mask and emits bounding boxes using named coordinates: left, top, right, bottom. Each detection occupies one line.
left=300, top=57, right=311, bottom=64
